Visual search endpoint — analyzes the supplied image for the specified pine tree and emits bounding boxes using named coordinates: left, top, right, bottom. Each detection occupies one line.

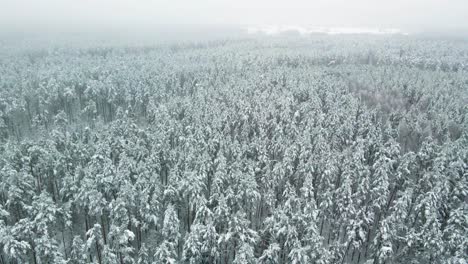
left=86, top=224, right=105, bottom=264
left=69, top=236, right=88, bottom=264
left=155, top=204, right=180, bottom=263
left=137, top=243, right=150, bottom=264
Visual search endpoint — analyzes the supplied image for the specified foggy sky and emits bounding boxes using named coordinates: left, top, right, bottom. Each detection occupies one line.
left=1, top=0, right=468, bottom=33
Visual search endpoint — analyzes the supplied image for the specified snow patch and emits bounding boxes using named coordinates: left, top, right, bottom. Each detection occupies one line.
left=246, top=25, right=408, bottom=36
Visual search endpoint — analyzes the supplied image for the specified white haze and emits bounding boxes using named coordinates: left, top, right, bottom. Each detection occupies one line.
left=246, top=26, right=407, bottom=36
left=1, top=0, right=468, bottom=34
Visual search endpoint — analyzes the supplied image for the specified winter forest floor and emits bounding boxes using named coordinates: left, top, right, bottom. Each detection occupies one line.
left=0, top=34, right=467, bottom=264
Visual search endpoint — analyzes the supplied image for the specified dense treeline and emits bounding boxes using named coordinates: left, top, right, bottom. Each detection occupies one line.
left=0, top=36, right=467, bottom=264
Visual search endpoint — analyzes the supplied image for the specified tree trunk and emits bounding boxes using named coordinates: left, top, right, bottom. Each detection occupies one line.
left=85, top=214, right=93, bottom=263
left=101, top=215, right=107, bottom=245
left=29, top=238, right=38, bottom=264
left=95, top=241, right=102, bottom=264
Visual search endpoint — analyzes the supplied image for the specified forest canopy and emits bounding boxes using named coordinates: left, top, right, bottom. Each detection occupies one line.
left=0, top=35, right=467, bottom=264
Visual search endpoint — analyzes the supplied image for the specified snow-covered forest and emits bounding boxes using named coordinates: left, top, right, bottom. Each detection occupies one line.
left=0, top=35, right=467, bottom=264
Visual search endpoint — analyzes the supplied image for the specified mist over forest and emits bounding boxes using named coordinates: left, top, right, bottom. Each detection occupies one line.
left=0, top=1, right=467, bottom=263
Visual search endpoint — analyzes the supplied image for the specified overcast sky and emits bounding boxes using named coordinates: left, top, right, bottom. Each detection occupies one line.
left=1, top=0, right=467, bottom=32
